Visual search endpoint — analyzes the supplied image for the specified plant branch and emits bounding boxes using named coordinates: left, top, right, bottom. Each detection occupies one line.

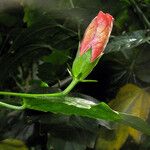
left=130, top=0, right=150, bottom=28
left=0, top=78, right=79, bottom=99
left=62, top=78, right=79, bottom=95
left=0, top=101, right=24, bottom=110
left=0, top=78, right=79, bottom=110
left=52, top=76, right=72, bottom=88
left=0, top=91, right=63, bottom=98
left=69, top=0, right=75, bottom=8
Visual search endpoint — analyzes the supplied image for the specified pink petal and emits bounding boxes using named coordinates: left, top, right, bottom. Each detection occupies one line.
left=80, top=17, right=97, bottom=55
left=79, top=11, right=114, bottom=62
left=91, top=12, right=114, bottom=61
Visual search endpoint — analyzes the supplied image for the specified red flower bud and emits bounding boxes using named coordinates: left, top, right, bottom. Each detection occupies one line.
left=80, top=11, right=114, bottom=62
left=72, top=11, right=114, bottom=80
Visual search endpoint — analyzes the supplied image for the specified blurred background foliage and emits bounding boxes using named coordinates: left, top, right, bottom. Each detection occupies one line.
left=0, top=0, right=150, bottom=150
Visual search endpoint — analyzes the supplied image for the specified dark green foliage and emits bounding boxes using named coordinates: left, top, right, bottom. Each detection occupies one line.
left=0, top=0, right=150, bottom=150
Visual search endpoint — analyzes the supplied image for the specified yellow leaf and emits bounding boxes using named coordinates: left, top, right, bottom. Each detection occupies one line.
left=95, top=125, right=129, bottom=150
left=95, top=84, right=150, bottom=150
left=0, top=139, right=28, bottom=150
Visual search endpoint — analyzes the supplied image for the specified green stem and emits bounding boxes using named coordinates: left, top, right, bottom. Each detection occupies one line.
left=0, top=77, right=79, bottom=111
left=0, top=91, right=63, bottom=98
left=69, top=0, right=75, bottom=8
left=0, top=78, right=79, bottom=110
left=81, top=79, right=98, bottom=83
left=0, top=78, right=79, bottom=99
left=0, top=101, right=24, bottom=110
left=62, top=78, right=79, bottom=95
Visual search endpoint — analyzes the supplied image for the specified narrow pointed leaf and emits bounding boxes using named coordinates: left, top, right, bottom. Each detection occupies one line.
left=22, top=95, right=150, bottom=135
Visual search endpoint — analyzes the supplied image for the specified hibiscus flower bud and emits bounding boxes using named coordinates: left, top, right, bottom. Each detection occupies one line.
left=72, top=11, right=114, bottom=80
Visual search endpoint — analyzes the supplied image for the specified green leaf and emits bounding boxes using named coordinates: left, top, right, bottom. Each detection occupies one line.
left=38, top=63, right=66, bottom=83
left=21, top=95, right=150, bottom=135
left=120, top=113, right=150, bottom=137
left=115, top=9, right=129, bottom=29
left=42, top=50, right=70, bottom=65
left=0, top=13, right=18, bottom=27
left=48, top=137, right=86, bottom=150
left=105, top=30, right=150, bottom=53
left=23, top=97, right=121, bottom=121
left=0, top=20, right=77, bottom=84
left=98, top=44, right=150, bottom=98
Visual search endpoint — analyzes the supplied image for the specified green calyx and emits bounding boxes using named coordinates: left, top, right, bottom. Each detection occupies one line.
left=72, top=48, right=100, bottom=81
